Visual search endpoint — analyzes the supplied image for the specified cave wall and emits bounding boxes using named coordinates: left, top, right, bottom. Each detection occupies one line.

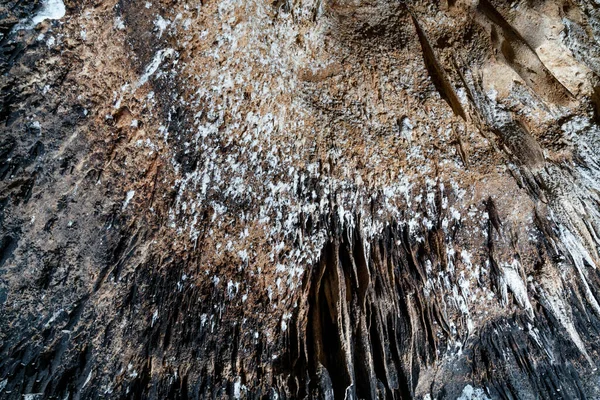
left=2, top=0, right=600, bottom=398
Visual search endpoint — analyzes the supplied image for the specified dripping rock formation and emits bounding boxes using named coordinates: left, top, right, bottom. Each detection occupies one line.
left=2, top=0, right=600, bottom=398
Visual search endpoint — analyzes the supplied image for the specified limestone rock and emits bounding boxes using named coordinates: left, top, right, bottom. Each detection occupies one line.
left=2, top=0, right=600, bottom=398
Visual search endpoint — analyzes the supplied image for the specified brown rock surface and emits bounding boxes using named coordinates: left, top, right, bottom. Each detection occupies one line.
left=2, top=0, right=600, bottom=398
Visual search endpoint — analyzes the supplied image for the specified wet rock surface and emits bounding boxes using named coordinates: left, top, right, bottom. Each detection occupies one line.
left=2, top=0, right=600, bottom=398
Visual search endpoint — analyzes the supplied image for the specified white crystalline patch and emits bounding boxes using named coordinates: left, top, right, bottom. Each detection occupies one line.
left=398, top=117, right=414, bottom=142
left=461, top=250, right=472, bottom=269
left=561, top=224, right=597, bottom=271
left=114, top=16, right=125, bottom=30
left=451, top=207, right=461, bottom=221
left=456, top=87, right=468, bottom=105
left=560, top=115, right=590, bottom=139
left=44, top=309, right=64, bottom=328
left=31, top=0, right=66, bottom=26
left=22, top=395, right=44, bottom=400
left=154, top=15, right=170, bottom=38
left=136, top=49, right=176, bottom=88
left=281, top=312, right=291, bottom=331
left=227, top=280, right=237, bottom=298
left=486, top=87, right=498, bottom=102
left=233, top=378, right=241, bottom=399
left=122, top=190, right=135, bottom=210
left=457, top=385, right=491, bottom=400
left=501, top=260, right=534, bottom=318
left=82, top=370, right=93, bottom=388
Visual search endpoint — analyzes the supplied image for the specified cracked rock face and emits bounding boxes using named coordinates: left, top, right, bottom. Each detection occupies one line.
left=2, top=0, right=600, bottom=398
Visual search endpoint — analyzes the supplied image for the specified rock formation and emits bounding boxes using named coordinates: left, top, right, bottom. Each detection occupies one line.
left=2, top=0, right=600, bottom=398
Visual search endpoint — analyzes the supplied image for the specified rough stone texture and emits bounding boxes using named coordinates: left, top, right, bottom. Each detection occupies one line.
left=2, top=0, right=600, bottom=398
